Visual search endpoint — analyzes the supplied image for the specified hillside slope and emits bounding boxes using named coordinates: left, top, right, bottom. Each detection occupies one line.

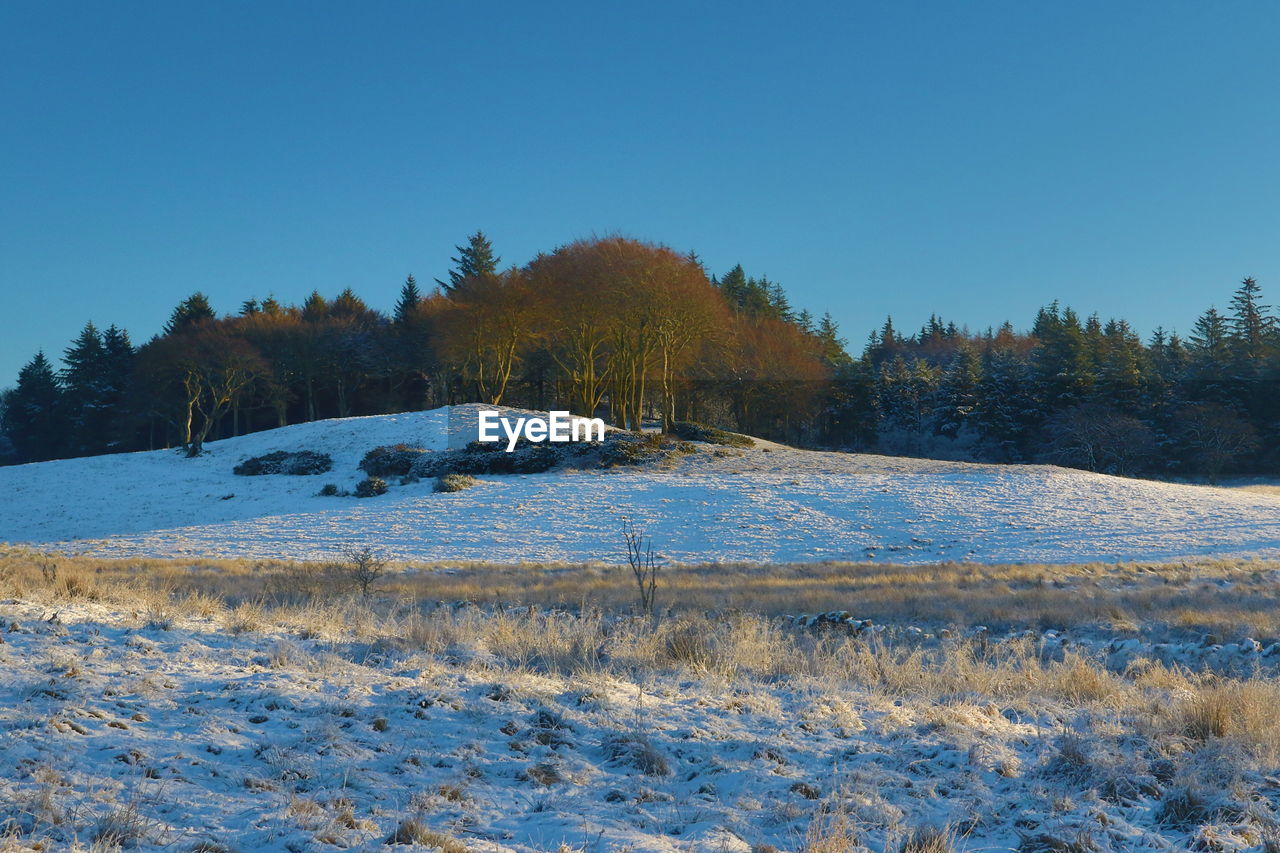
left=1, top=405, right=1278, bottom=564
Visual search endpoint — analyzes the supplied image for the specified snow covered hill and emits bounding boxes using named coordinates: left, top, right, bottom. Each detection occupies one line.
left=2, top=405, right=1279, bottom=565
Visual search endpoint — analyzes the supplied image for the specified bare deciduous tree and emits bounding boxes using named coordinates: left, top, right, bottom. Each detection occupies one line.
left=622, top=518, right=659, bottom=620
left=338, top=546, right=387, bottom=599
left=1043, top=402, right=1157, bottom=476
left=439, top=269, right=534, bottom=405
left=1174, top=403, right=1260, bottom=483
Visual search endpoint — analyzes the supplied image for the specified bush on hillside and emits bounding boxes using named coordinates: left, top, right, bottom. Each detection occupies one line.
left=399, top=430, right=688, bottom=479
left=408, top=439, right=568, bottom=478
left=669, top=421, right=754, bottom=448
left=234, top=450, right=333, bottom=476
left=359, top=444, right=429, bottom=477
left=434, top=473, right=476, bottom=493
left=598, top=432, right=671, bottom=466
left=354, top=476, right=388, bottom=498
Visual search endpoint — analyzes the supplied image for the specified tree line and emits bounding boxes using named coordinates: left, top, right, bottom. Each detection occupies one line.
left=1, top=233, right=1277, bottom=480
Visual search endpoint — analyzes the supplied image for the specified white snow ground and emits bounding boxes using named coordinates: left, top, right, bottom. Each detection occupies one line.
left=2, top=405, right=1279, bottom=565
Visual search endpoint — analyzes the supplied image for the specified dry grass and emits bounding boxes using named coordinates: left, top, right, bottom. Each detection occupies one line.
left=385, top=818, right=468, bottom=850
left=0, top=548, right=1215, bottom=723
left=1178, top=680, right=1280, bottom=758
left=899, top=826, right=957, bottom=853
left=6, top=545, right=1280, bottom=851
left=3, top=547, right=1280, bottom=639
left=802, top=797, right=862, bottom=853
left=0, top=547, right=1272, bottom=710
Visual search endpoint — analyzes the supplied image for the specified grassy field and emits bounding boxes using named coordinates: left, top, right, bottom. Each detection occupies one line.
left=7, top=547, right=1280, bottom=639
left=3, top=548, right=1280, bottom=851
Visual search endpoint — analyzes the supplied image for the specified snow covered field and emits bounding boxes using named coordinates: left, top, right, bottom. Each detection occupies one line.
left=1, top=406, right=1278, bottom=565
left=2, top=404, right=1280, bottom=563
left=6, top=588, right=1280, bottom=853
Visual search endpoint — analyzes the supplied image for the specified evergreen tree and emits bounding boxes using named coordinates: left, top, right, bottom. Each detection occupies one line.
left=976, top=347, right=1035, bottom=461
left=0, top=397, right=15, bottom=465
left=1146, top=327, right=1186, bottom=402
left=716, top=265, right=790, bottom=318
left=742, top=275, right=775, bottom=317
left=60, top=322, right=109, bottom=455
left=1189, top=307, right=1231, bottom=359
left=437, top=232, right=500, bottom=294
left=1, top=352, right=65, bottom=462
left=875, top=355, right=915, bottom=432
left=863, top=316, right=900, bottom=366
left=874, top=356, right=938, bottom=438
left=795, top=308, right=815, bottom=334
left=301, top=290, right=328, bottom=321
left=815, top=313, right=852, bottom=367
left=1144, top=327, right=1187, bottom=456
left=1093, top=319, right=1146, bottom=412
left=1187, top=307, right=1233, bottom=402
left=920, top=314, right=947, bottom=345
left=1228, top=276, right=1275, bottom=362
left=1083, top=313, right=1104, bottom=372
left=1227, top=277, right=1280, bottom=429
left=330, top=287, right=368, bottom=318
left=1031, top=303, right=1092, bottom=410
left=763, top=277, right=793, bottom=322
left=717, top=265, right=749, bottom=309
left=933, top=345, right=982, bottom=439
left=164, top=292, right=215, bottom=334
left=61, top=322, right=105, bottom=392
left=394, top=274, right=422, bottom=324
left=101, top=325, right=136, bottom=450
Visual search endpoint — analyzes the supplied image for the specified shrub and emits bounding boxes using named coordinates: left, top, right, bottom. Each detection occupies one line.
left=434, top=473, right=476, bottom=493
left=1155, top=786, right=1219, bottom=829
left=598, top=432, right=669, bottom=466
left=400, top=430, right=685, bottom=480
left=354, top=476, right=388, bottom=498
left=522, top=762, right=565, bottom=785
left=359, top=444, right=428, bottom=477
left=603, top=733, right=670, bottom=776
left=669, top=421, right=754, bottom=447
left=318, top=483, right=341, bottom=497
left=410, top=438, right=574, bottom=478
left=233, top=450, right=333, bottom=476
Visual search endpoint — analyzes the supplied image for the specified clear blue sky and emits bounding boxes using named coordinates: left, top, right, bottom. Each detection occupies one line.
left=3, top=1, right=1279, bottom=385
